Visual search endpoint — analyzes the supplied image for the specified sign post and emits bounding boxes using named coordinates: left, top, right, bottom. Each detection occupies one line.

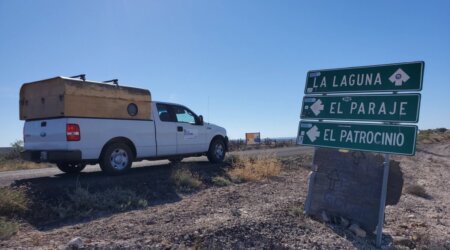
left=298, top=61, right=424, bottom=247
left=376, top=153, right=390, bottom=247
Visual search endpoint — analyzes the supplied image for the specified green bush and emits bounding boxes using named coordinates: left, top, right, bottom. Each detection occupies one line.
left=3, top=140, right=23, bottom=160
left=211, top=176, right=232, bottom=187
left=171, top=168, right=202, bottom=191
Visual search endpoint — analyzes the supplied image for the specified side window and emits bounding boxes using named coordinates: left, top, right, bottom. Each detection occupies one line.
left=172, top=105, right=197, bottom=124
left=156, top=103, right=175, bottom=122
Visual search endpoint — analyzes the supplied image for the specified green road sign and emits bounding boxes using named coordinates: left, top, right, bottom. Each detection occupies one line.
left=297, top=121, right=417, bottom=155
left=301, top=94, right=421, bottom=123
left=305, top=61, right=424, bottom=94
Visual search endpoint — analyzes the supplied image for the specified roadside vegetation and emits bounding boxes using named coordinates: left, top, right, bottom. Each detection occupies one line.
left=226, top=154, right=281, bottom=182
left=211, top=176, right=232, bottom=186
left=49, top=185, right=148, bottom=219
left=418, top=128, right=450, bottom=144
left=0, top=187, right=29, bottom=240
left=0, top=140, right=52, bottom=172
left=171, top=167, right=203, bottom=192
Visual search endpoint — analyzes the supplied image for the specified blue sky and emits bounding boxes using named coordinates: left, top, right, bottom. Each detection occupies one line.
left=1, top=0, right=449, bottom=146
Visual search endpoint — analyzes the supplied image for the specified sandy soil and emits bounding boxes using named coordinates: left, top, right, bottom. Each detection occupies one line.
left=1, top=141, right=450, bottom=249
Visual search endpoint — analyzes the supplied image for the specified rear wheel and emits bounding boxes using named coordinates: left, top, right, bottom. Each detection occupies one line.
left=100, top=143, right=133, bottom=175
left=56, top=162, right=86, bottom=174
left=207, top=138, right=226, bottom=163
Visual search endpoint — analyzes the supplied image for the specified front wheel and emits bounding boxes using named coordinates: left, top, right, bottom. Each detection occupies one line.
left=56, top=162, right=86, bottom=174
left=207, top=138, right=226, bottom=163
left=100, top=143, right=133, bottom=175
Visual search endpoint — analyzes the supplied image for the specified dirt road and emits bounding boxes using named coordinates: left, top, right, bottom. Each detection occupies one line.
left=0, top=146, right=312, bottom=187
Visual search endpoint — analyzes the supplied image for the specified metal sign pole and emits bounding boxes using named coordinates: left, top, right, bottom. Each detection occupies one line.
left=376, top=153, right=390, bottom=247
left=304, top=146, right=317, bottom=214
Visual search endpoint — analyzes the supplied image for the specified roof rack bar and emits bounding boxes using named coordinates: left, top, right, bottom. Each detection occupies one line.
left=70, top=74, right=86, bottom=81
left=103, top=79, right=119, bottom=86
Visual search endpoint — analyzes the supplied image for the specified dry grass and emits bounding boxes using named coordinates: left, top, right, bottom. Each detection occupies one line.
left=0, top=217, right=19, bottom=240
left=227, top=154, right=281, bottom=182
left=418, top=128, right=450, bottom=144
left=171, top=168, right=202, bottom=191
left=0, top=187, right=29, bottom=216
left=0, top=139, right=53, bottom=172
left=0, top=159, right=51, bottom=172
left=0, top=187, right=28, bottom=241
left=405, top=184, right=430, bottom=199
left=51, top=186, right=148, bottom=219
left=288, top=206, right=304, bottom=217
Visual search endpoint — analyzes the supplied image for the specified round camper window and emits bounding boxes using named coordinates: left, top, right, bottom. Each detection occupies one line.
left=127, top=103, right=138, bottom=116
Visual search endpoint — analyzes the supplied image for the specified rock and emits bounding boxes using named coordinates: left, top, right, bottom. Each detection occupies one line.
left=321, top=211, right=330, bottom=222
left=339, top=217, right=350, bottom=227
left=393, top=236, right=415, bottom=249
left=231, top=208, right=241, bottom=217
left=67, top=237, right=83, bottom=249
left=349, top=224, right=366, bottom=238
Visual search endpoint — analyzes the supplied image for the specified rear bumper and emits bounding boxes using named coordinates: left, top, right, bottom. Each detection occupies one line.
left=21, top=150, right=82, bottom=163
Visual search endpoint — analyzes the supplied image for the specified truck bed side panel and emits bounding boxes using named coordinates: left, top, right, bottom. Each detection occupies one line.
left=24, top=118, right=157, bottom=161
left=66, top=118, right=157, bottom=160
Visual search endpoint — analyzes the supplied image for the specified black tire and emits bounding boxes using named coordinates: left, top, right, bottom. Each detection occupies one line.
left=207, top=138, right=226, bottom=163
left=99, top=143, right=133, bottom=175
left=56, top=162, right=86, bottom=174
left=168, top=157, right=183, bottom=164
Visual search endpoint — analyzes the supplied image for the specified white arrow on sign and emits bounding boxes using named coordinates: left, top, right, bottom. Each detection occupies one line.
left=306, top=125, right=320, bottom=142
left=389, top=68, right=410, bottom=86
left=310, top=99, right=324, bottom=116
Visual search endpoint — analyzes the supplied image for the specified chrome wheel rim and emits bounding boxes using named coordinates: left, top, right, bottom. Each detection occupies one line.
left=214, top=143, right=224, bottom=159
left=110, top=148, right=129, bottom=170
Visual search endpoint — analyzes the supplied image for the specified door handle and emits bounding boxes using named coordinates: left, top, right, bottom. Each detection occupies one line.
left=177, top=126, right=183, bottom=132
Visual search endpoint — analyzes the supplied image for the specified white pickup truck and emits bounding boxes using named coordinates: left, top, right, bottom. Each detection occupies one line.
left=20, top=77, right=228, bottom=174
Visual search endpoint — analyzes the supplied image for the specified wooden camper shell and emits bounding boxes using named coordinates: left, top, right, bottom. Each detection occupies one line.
left=19, top=76, right=152, bottom=121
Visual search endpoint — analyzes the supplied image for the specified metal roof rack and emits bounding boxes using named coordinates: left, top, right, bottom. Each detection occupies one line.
left=103, top=79, right=119, bottom=86
left=70, top=74, right=86, bottom=81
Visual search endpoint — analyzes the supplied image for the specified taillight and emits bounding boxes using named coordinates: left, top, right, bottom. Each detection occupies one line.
left=66, top=124, right=80, bottom=141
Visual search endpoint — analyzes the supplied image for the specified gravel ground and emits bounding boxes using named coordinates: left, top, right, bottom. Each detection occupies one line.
left=1, top=141, right=450, bottom=249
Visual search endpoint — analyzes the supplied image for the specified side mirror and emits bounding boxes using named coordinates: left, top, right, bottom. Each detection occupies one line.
left=198, top=115, right=204, bottom=125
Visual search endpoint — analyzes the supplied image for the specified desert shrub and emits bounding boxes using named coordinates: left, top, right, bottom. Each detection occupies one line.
left=0, top=187, right=29, bottom=216
left=418, top=128, right=450, bottom=143
left=171, top=168, right=202, bottom=191
left=211, top=176, right=232, bottom=187
left=0, top=140, right=51, bottom=172
left=1, top=140, right=23, bottom=161
left=51, top=186, right=148, bottom=219
left=437, top=127, right=447, bottom=133
left=0, top=217, right=19, bottom=240
left=405, top=184, right=430, bottom=199
left=227, top=154, right=281, bottom=182
left=288, top=206, right=304, bottom=217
